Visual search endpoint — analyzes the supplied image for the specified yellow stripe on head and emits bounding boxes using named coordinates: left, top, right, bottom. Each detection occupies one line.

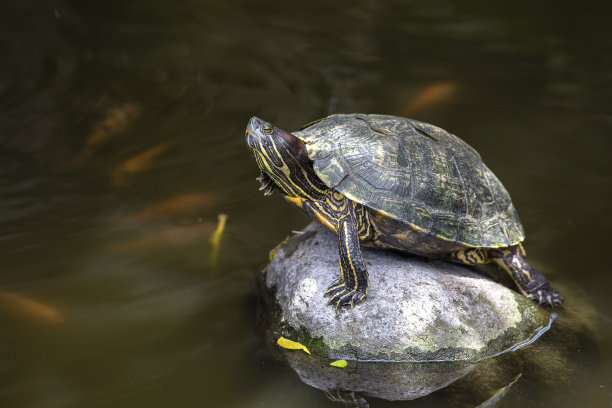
left=246, top=117, right=328, bottom=201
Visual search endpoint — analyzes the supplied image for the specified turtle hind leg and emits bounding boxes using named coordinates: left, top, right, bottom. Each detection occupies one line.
left=488, top=245, right=564, bottom=308
left=449, top=247, right=489, bottom=265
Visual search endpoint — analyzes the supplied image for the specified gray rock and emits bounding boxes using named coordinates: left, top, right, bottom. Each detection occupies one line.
left=261, top=223, right=550, bottom=362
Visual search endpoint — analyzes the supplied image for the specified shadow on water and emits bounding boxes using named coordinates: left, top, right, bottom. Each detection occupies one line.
left=0, top=0, right=611, bottom=407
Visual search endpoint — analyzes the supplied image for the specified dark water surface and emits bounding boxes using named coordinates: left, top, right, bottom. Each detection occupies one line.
left=1, top=0, right=611, bottom=407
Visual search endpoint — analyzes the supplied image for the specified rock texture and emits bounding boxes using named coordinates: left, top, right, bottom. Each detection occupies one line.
left=261, top=223, right=550, bottom=362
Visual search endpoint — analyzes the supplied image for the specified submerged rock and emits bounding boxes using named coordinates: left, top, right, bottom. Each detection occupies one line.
left=261, top=223, right=550, bottom=362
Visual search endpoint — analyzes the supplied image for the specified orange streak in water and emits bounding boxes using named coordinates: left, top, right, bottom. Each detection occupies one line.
left=121, top=193, right=219, bottom=223
left=107, top=222, right=215, bottom=252
left=111, top=142, right=173, bottom=187
left=73, top=103, right=141, bottom=165
left=399, top=81, right=458, bottom=116
left=0, top=290, right=64, bottom=325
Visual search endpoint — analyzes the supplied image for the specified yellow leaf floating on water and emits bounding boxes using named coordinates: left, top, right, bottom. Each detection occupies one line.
left=277, top=337, right=310, bottom=354
left=330, top=359, right=347, bottom=368
left=209, top=213, right=228, bottom=270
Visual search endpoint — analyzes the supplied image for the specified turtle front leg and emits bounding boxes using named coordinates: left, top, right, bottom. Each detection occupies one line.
left=324, top=206, right=369, bottom=310
left=489, top=245, right=564, bottom=307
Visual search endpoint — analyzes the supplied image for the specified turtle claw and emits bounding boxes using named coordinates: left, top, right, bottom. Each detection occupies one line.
left=256, top=172, right=276, bottom=196
left=324, top=280, right=366, bottom=310
left=527, top=284, right=564, bottom=308
left=323, top=278, right=344, bottom=296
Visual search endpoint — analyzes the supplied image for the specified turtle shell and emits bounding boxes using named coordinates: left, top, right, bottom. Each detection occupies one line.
left=294, top=114, right=524, bottom=248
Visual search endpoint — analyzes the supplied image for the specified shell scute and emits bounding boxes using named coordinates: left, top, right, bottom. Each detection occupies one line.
left=294, top=114, right=524, bottom=247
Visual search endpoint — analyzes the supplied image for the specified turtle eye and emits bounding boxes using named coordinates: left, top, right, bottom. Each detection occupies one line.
left=263, top=123, right=273, bottom=133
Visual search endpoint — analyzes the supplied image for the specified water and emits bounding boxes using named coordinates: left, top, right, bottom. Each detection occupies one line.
left=0, top=0, right=611, bottom=406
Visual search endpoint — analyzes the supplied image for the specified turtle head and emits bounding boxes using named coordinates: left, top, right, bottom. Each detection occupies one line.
left=246, top=116, right=327, bottom=200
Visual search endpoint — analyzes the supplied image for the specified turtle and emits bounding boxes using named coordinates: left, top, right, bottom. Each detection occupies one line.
left=245, top=113, right=563, bottom=310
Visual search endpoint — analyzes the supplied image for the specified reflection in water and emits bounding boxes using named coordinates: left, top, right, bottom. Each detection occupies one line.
left=0, top=0, right=611, bottom=407
left=268, top=304, right=598, bottom=407
left=282, top=351, right=477, bottom=402
left=475, top=373, right=521, bottom=408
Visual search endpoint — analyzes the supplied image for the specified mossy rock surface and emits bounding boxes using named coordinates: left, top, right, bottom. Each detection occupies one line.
left=262, top=223, right=550, bottom=362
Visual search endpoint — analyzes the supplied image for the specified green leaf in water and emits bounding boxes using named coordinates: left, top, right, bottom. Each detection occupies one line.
left=330, top=359, right=347, bottom=367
